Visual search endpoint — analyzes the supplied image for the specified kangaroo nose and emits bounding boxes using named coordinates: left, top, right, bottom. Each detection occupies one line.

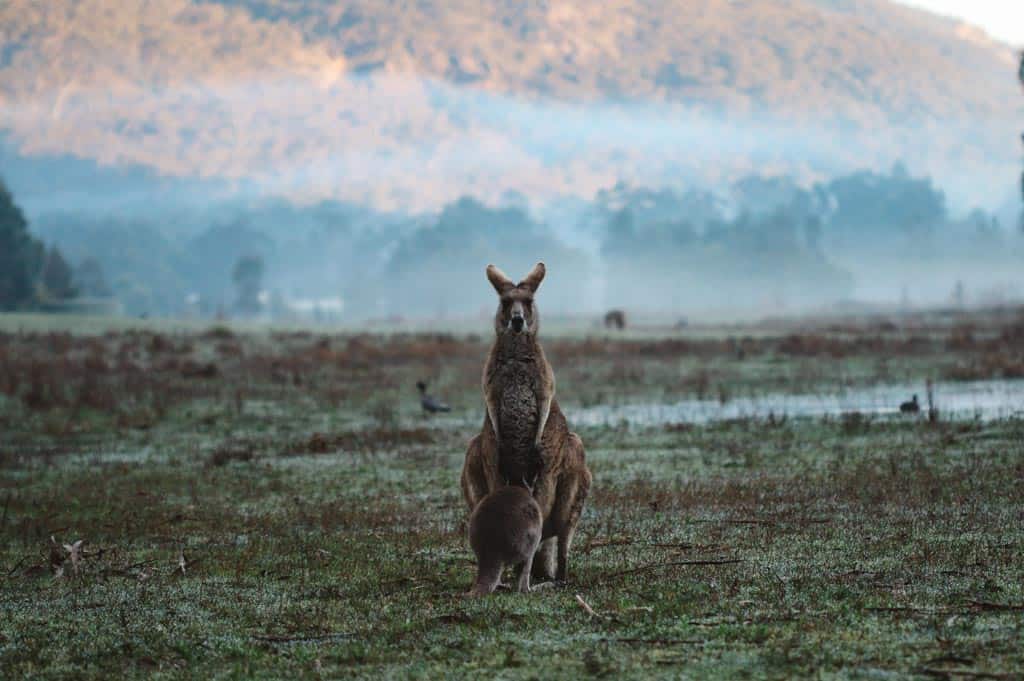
left=511, top=314, right=525, bottom=332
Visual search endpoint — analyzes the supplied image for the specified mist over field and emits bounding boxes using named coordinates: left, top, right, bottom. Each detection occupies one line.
left=1, top=0, right=1022, bottom=321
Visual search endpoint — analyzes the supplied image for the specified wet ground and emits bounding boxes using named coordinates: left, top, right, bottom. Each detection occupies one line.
left=569, top=378, right=1024, bottom=426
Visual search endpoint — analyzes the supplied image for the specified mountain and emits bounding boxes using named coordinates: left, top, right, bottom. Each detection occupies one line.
left=0, top=0, right=1020, bottom=211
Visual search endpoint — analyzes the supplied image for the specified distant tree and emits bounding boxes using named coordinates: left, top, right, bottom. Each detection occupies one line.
left=232, top=255, right=265, bottom=316
left=37, top=214, right=207, bottom=316
left=186, top=221, right=274, bottom=302
left=0, top=179, right=45, bottom=309
left=596, top=182, right=853, bottom=310
left=383, top=196, right=590, bottom=317
left=75, top=257, right=112, bottom=297
left=819, top=165, right=946, bottom=244
left=732, top=175, right=805, bottom=217
left=597, top=183, right=722, bottom=232
left=602, top=208, right=636, bottom=253
left=804, top=214, right=824, bottom=253
left=39, top=246, right=77, bottom=300
left=951, top=280, right=965, bottom=308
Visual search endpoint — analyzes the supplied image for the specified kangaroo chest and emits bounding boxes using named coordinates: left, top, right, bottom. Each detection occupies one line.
left=495, top=360, right=539, bottom=445
left=492, top=359, right=541, bottom=482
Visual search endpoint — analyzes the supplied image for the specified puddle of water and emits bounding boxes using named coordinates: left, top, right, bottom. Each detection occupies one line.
left=567, top=379, right=1024, bottom=427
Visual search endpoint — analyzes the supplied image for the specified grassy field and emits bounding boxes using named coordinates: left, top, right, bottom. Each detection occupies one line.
left=1, top=309, right=1023, bottom=679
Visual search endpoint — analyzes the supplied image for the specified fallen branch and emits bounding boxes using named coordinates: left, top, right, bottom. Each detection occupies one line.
left=615, top=637, right=704, bottom=646
left=122, top=558, right=161, bottom=572
left=968, top=600, right=1024, bottom=612
left=100, top=558, right=162, bottom=579
left=866, top=606, right=957, bottom=616
left=692, top=518, right=831, bottom=526
left=575, top=594, right=602, bottom=619
left=6, top=555, right=32, bottom=577
left=580, top=538, right=636, bottom=554
left=729, top=518, right=831, bottom=526
left=583, top=540, right=720, bottom=554
left=918, top=667, right=1020, bottom=680
left=601, top=558, right=744, bottom=582
left=254, top=632, right=352, bottom=644
left=925, top=655, right=975, bottom=666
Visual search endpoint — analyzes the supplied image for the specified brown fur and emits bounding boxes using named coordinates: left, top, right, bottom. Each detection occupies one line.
left=461, top=262, right=592, bottom=582
left=467, top=485, right=542, bottom=596
left=604, top=309, right=626, bottom=330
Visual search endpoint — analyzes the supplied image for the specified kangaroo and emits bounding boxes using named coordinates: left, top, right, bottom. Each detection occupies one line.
left=604, top=309, right=626, bottom=330
left=467, top=484, right=542, bottom=596
left=461, top=262, right=591, bottom=582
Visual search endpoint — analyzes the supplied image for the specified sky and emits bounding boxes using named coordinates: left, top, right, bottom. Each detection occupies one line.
left=898, top=0, right=1024, bottom=46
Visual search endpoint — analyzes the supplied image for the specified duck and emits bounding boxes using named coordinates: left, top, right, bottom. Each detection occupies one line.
left=899, top=394, right=920, bottom=413
left=417, top=381, right=451, bottom=414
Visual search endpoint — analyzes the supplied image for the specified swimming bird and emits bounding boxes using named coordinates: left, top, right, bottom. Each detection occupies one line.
left=417, top=381, right=451, bottom=414
left=899, top=394, right=920, bottom=413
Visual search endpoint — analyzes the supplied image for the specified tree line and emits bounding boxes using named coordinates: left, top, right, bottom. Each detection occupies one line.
left=0, top=180, right=111, bottom=311
left=4, top=161, right=1018, bottom=320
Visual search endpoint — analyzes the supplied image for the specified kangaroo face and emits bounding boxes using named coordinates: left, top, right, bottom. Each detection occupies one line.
left=486, top=262, right=546, bottom=337
left=501, top=291, right=534, bottom=334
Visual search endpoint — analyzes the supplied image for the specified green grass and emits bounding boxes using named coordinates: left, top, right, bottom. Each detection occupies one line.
left=2, top=315, right=1023, bottom=679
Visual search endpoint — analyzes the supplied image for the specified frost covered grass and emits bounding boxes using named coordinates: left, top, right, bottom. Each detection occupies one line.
left=1, top=313, right=1023, bottom=678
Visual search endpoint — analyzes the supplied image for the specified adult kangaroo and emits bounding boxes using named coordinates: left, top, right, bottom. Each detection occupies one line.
left=460, top=262, right=591, bottom=582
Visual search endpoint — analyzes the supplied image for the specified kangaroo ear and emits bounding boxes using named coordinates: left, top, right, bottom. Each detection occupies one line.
left=519, top=262, right=546, bottom=292
left=486, top=264, right=515, bottom=294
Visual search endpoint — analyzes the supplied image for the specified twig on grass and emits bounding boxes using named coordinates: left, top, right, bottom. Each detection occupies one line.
left=918, top=667, right=1020, bottom=680
left=692, top=518, right=831, bottom=526
left=925, top=655, right=975, bottom=666
left=600, top=558, right=745, bottom=583
left=254, top=632, right=353, bottom=644
left=968, top=600, right=1024, bottom=612
left=576, top=594, right=602, bottom=619
left=100, top=558, right=161, bottom=579
left=6, top=555, right=33, bottom=577
left=580, top=538, right=636, bottom=553
left=866, top=606, right=958, bottom=616
left=615, top=637, right=704, bottom=646
left=581, top=539, right=720, bottom=554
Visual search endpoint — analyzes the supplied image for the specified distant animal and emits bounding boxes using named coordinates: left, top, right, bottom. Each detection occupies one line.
left=416, top=381, right=451, bottom=413
left=461, top=262, right=591, bottom=583
left=604, top=309, right=626, bottom=330
left=899, top=394, right=920, bottom=413
left=467, top=484, right=542, bottom=596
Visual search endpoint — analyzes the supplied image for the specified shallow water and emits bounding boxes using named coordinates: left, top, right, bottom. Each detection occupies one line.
left=567, top=379, right=1024, bottom=427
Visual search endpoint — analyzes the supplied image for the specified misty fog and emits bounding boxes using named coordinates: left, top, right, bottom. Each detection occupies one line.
left=2, top=69, right=1022, bottom=323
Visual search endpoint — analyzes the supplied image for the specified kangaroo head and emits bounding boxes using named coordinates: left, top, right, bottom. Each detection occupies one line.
left=486, top=262, right=545, bottom=336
